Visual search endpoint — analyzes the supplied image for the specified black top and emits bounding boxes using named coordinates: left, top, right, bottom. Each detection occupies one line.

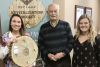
left=38, top=20, right=73, bottom=62
left=72, top=34, right=100, bottom=67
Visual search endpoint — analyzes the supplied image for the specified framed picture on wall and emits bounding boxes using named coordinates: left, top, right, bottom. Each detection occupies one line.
left=85, top=7, right=92, bottom=17
left=74, top=5, right=85, bottom=28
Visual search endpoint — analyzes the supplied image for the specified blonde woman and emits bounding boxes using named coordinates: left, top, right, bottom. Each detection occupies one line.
left=72, top=14, right=100, bottom=67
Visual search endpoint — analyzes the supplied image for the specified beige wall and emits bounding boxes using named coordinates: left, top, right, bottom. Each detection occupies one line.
left=99, top=0, right=100, bottom=30
left=53, top=0, right=100, bottom=34
left=53, top=0, right=65, bottom=20
left=97, top=0, right=100, bottom=33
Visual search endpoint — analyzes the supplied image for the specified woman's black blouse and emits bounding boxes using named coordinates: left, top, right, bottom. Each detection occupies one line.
left=72, top=35, right=100, bottom=67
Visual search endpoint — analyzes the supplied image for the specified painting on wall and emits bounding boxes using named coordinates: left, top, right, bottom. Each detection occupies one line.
left=85, top=7, right=92, bottom=17
left=74, top=5, right=85, bottom=28
left=74, top=5, right=92, bottom=28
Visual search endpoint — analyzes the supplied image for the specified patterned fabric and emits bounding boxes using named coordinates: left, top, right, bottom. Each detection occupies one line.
left=72, top=34, right=100, bottom=67
left=2, top=32, right=13, bottom=45
left=38, top=20, right=74, bottom=67
left=95, top=34, right=100, bottom=67
left=2, top=32, right=19, bottom=67
left=0, top=45, right=9, bottom=59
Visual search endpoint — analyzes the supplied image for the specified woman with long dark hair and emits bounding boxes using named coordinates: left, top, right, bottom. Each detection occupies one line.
left=2, top=14, right=29, bottom=67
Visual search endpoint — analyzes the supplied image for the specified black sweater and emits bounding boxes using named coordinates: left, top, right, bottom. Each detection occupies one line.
left=38, top=20, right=74, bottom=61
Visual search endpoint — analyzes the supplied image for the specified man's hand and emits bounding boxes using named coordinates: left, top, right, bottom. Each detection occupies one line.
left=48, top=53, right=57, bottom=61
left=54, top=52, right=65, bottom=60
left=48, top=52, right=65, bottom=61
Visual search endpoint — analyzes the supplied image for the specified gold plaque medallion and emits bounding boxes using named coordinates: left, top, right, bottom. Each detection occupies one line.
left=11, top=36, right=38, bottom=67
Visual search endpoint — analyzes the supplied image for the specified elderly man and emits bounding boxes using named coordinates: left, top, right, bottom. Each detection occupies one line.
left=38, top=3, right=73, bottom=67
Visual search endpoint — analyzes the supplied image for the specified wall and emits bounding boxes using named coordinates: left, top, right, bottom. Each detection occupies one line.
left=0, top=0, right=12, bottom=34
left=97, top=0, right=100, bottom=33
left=53, top=0, right=100, bottom=35
left=99, top=1, right=100, bottom=33
left=53, top=0, right=65, bottom=20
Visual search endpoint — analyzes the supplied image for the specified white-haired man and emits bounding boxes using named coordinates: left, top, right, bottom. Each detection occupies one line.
left=38, top=3, right=73, bottom=67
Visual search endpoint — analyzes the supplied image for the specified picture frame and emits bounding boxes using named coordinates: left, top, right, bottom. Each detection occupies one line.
left=85, top=7, right=92, bottom=17
left=74, top=5, right=85, bottom=28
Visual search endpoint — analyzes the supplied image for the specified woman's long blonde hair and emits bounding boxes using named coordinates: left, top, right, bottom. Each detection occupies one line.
left=75, top=14, right=97, bottom=46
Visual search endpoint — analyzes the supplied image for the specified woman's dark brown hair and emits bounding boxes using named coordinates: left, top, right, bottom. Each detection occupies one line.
left=9, top=14, right=25, bottom=35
